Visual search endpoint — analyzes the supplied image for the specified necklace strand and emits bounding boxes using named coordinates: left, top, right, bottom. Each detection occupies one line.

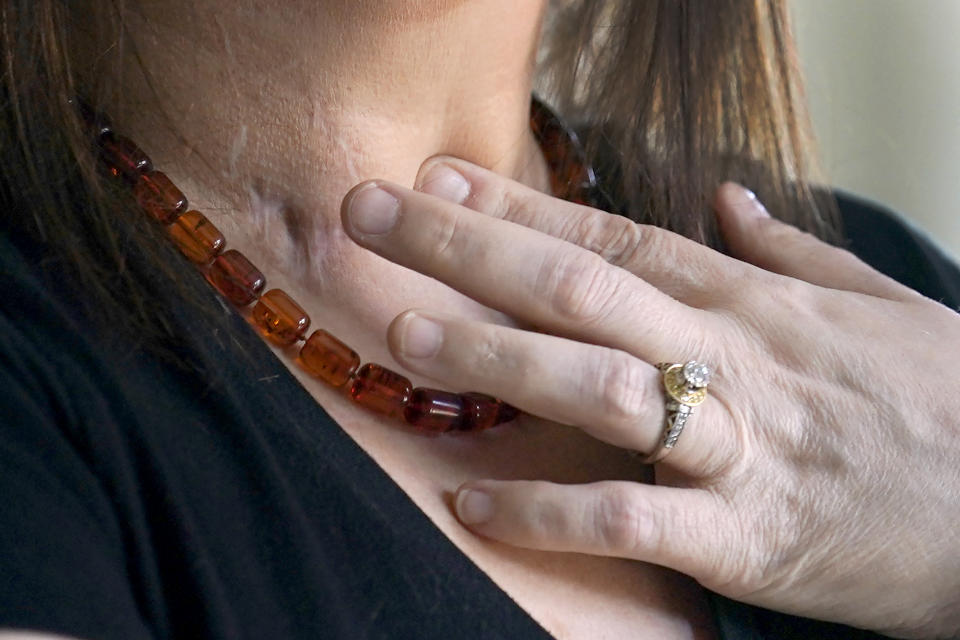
left=76, top=97, right=597, bottom=434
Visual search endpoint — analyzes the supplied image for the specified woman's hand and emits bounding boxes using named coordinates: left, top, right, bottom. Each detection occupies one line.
left=340, top=158, right=960, bottom=639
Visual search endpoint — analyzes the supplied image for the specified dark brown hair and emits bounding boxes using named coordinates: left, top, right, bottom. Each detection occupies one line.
left=0, top=0, right=838, bottom=348
left=539, top=0, right=838, bottom=244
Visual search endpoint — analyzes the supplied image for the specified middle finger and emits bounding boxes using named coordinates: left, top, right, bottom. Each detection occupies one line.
left=341, top=181, right=715, bottom=363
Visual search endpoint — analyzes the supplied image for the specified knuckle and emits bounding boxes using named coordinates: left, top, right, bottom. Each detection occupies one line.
left=468, top=325, right=510, bottom=372
left=595, top=485, right=697, bottom=559
left=538, top=251, right=625, bottom=324
left=430, top=211, right=466, bottom=265
left=594, top=485, right=645, bottom=553
left=472, top=176, right=514, bottom=220
left=632, top=224, right=674, bottom=263
left=595, top=350, right=648, bottom=426
left=599, top=218, right=647, bottom=267
left=490, top=189, right=514, bottom=222
left=564, top=211, right=644, bottom=266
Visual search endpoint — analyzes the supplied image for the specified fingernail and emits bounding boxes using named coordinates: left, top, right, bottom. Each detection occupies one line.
left=740, top=187, right=770, bottom=218
left=456, top=488, right=493, bottom=525
left=400, top=313, right=443, bottom=358
left=348, top=185, right=400, bottom=234
left=418, top=164, right=471, bottom=204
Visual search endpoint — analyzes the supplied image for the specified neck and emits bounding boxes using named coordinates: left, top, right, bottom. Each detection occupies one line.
left=91, top=1, right=550, bottom=261
left=79, top=1, right=552, bottom=369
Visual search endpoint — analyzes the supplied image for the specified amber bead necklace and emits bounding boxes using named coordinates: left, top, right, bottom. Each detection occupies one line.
left=78, top=98, right=598, bottom=434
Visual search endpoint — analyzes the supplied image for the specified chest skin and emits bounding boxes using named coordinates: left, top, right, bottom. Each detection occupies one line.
left=283, top=353, right=720, bottom=640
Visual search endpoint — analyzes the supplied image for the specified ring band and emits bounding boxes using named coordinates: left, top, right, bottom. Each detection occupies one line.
left=639, top=361, right=711, bottom=464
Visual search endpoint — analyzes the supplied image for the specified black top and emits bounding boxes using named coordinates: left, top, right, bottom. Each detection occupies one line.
left=0, top=191, right=957, bottom=640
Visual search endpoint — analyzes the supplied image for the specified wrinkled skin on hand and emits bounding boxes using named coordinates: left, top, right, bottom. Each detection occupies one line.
left=341, top=158, right=960, bottom=639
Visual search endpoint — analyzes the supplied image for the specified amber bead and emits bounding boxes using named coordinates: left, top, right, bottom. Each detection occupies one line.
left=251, top=289, right=310, bottom=346
left=300, top=330, right=361, bottom=387
left=133, top=171, right=188, bottom=224
left=404, top=388, right=465, bottom=433
left=458, top=392, right=503, bottom=431
left=168, top=210, right=225, bottom=264
left=206, top=249, right=266, bottom=306
left=100, top=134, right=152, bottom=180
left=349, top=363, right=412, bottom=416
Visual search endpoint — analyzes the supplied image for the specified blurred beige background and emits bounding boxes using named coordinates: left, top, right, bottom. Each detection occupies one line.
left=791, top=0, right=960, bottom=259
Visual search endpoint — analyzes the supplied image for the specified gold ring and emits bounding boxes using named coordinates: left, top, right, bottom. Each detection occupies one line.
left=639, top=361, right=711, bottom=464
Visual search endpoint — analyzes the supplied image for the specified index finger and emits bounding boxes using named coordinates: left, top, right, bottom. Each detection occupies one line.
left=341, top=180, right=714, bottom=362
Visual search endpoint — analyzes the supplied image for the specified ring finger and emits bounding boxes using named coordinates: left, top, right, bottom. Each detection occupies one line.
left=388, top=309, right=736, bottom=476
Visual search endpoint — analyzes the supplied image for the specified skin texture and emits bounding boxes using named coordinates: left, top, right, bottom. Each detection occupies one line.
left=78, top=3, right=723, bottom=638
left=64, top=2, right=959, bottom=638
left=338, top=159, right=960, bottom=639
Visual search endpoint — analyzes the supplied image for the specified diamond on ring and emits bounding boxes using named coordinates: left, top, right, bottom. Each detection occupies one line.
left=682, top=361, right=711, bottom=389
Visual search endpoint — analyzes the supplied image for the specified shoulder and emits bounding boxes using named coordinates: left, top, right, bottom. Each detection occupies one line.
left=0, top=232, right=157, bottom=639
left=836, top=190, right=960, bottom=308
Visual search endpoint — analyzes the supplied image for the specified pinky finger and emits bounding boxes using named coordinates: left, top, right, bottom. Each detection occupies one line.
left=454, top=479, right=732, bottom=585
left=713, top=182, right=914, bottom=301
